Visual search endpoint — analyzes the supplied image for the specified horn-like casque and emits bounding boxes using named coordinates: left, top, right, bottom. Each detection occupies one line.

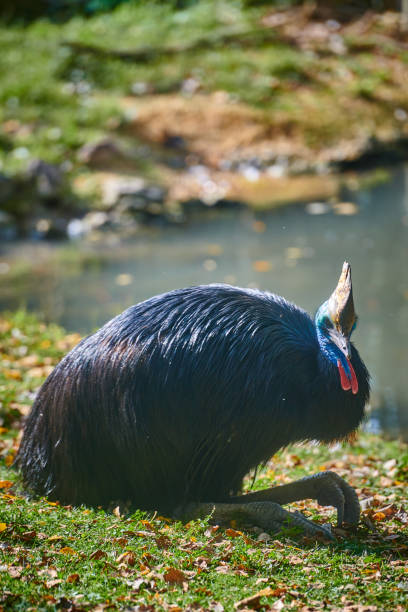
left=327, top=262, right=356, bottom=336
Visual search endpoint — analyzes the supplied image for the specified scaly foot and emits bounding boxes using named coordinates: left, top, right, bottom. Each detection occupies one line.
left=229, top=470, right=360, bottom=527
left=177, top=501, right=333, bottom=539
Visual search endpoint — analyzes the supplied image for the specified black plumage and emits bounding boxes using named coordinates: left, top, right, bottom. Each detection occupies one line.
left=17, top=282, right=370, bottom=516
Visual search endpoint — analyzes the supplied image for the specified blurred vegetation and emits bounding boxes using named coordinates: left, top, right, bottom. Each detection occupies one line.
left=0, top=0, right=401, bottom=22
left=0, top=0, right=407, bottom=215
left=1, top=0, right=135, bottom=21
left=0, top=0, right=299, bottom=21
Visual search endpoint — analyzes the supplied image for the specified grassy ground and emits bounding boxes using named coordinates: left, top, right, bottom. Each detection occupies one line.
left=1, top=1, right=408, bottom=209
left=1, top=311, right=408, bottom=611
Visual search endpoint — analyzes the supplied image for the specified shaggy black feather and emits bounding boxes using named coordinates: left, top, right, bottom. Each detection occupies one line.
left=16, top=284, right=370, bottom=512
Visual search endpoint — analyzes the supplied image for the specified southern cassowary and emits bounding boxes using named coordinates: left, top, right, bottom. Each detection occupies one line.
left=16, top=262, right=369, bottom=537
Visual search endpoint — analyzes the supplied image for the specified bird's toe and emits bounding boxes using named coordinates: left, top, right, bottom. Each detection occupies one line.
left=315, top=471, right=360, bottom=526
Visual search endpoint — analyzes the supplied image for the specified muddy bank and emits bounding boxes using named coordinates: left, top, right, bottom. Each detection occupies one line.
left=0, top=124, right=397, bottom=242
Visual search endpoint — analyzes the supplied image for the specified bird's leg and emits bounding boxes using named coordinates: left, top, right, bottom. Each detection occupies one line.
left=175, top=501, right=333, bottom=539
left=229, top=471, right=360, bottom=527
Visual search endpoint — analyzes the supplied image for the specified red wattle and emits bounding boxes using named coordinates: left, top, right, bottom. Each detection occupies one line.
left=337, top=360, right=351, bottom=391
left=347, top=358, right=359, bottom=395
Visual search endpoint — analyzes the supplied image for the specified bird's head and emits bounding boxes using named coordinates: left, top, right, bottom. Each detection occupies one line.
left=315, top=262, right=359, bottom=394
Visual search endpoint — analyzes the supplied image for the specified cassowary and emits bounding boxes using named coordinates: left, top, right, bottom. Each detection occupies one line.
left=16, top=262, right=369, bottom=537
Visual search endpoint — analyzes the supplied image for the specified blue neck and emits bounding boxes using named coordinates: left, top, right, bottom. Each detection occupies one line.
left=315, top=303, right=352, bottom=377
left=316, top=327, right=340, bottom=365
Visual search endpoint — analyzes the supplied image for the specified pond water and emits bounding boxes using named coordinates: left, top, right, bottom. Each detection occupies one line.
left=1, top=166, right=408, bottom=439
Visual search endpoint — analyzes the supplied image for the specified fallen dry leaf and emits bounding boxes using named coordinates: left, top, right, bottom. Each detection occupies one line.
left=8, top=402, right=31, bottom=416
left=288, top=555, right=303, bottom=565
left=134, top=530, right=156, bottom=538
left=4, top=369, right=22, bottom=380
left=5, top=454, right=15, bottom=467
left=1, top=494, right=16, bottom=501
left=89, top=549, right=107, bottom=560
left=59, top=546, right=76, bottom=555
left=18, top=354, right=42, bottom=367
left=130, top=578, right=148, bottom=591
left=234, top=586, right=276, bottom=609
left=383, top=458, right=397, bottom=471
left=56, top=334, right=81, bottom=351
left=116, top=551, right=136, bottom=566
left=27, top=366, right=53, bottom=378
left=0, top=481, right=13, bottom=490
left=377, top=504, right=398, bottom=518
left=225, top=528, right=243, bottom=538
left=45, top=579, right=63, bottom=589
left=20, top=531, right=36, bottom=541
left=67, top=573, right=80, bottom=584
left=155, top=535, right=171, bottom=548
left=164, top=568, right=186, bottom=585
left=8, top=566, right=23, bottom=578
left=112, top=537, right=128, bottom=547
left=38, top=569, right=58, bottom=578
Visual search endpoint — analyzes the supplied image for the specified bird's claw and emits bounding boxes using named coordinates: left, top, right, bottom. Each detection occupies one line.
left=291, top=510, right=334, bottom=540
left=244, top=502, right=334, bottom=539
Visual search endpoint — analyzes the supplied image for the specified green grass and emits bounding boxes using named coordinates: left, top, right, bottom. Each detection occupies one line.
left=1, top=311, right=408, bottom=610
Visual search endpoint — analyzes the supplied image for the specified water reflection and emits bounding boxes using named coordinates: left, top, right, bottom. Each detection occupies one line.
left=1, top=167, right=407, bottom=438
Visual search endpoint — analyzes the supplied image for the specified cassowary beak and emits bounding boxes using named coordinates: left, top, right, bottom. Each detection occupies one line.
left=327, top=261, right=355, bottom=337
left=329, top=328, right=351, bottom=361
left=330, top=326, right=358, bottom=394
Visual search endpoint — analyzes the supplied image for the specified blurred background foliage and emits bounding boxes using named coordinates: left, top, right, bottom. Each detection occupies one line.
left=0, top=0, right=402, bottom=22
